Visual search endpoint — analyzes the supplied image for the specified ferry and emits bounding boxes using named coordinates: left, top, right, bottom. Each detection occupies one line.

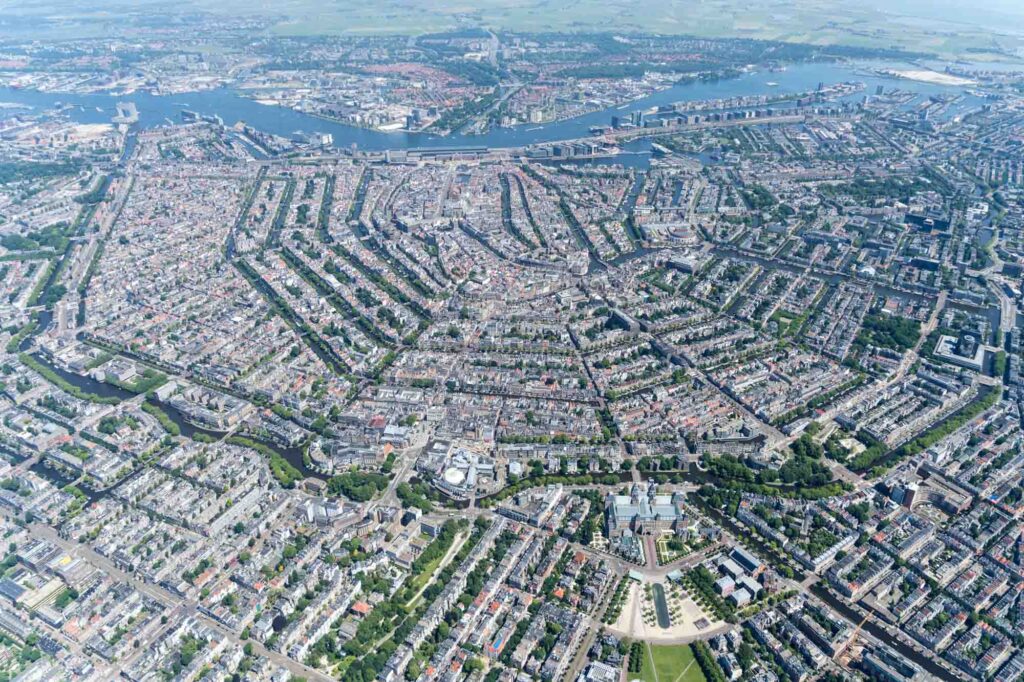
left=766, top=81, right=779, bottom=87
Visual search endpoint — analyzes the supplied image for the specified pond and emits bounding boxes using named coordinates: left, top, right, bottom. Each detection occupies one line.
left=651, top=582, right=672, bottom=629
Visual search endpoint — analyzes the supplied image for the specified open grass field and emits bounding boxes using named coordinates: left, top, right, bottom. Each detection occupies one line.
left=5, top=0, right=1024, bottom=60
left=637, top=643, right=706, bottom=682
left=243, top=0, right=1024, bottom=59
left=404, top=530, right=467, bottom=608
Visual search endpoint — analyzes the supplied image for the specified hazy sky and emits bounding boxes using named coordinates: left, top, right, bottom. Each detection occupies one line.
left=2, top=0, right=1024, bottom=25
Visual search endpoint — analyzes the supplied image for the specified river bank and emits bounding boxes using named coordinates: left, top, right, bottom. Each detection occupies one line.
left=0, top=60, right=989, bottom=153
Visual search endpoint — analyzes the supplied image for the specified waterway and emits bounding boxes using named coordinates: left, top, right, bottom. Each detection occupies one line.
left=2, top=55, right=1001, bottom=497
left=808, top=583, right=960, bottom=682
left=710, top=244, right=943, bottom=307
left=651, top=582, right=672, bottom=629
left=0, top=60, right=989, bottom=153
left=23, top=350, right=323, bottom=491
left=694, top=495, right=959, bottom=681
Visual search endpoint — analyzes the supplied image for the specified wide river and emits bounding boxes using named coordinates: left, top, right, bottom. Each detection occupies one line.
left=0, top=60, right=989, bottom=151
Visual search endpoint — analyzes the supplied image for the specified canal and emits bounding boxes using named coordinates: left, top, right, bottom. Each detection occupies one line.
left=24, top=351, right=325, bottom=484
left=808, top=583, right=961, bottom=682
left=692, top=492, right=960, bottom=681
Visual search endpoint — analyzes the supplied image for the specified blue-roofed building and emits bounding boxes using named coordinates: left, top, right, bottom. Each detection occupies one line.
left=730, top=546, right=764, bottom=576
left=0, top=579, right=25, bottom=605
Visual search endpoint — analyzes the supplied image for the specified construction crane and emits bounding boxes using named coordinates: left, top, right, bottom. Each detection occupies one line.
left=836, top=611, right=871, bottom=660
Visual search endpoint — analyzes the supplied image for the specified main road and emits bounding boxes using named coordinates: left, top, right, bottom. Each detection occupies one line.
left=16, top=518, right=333, bottom=682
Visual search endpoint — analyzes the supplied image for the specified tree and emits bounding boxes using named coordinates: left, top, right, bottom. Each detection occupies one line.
left=737, top=642, right=755, bottom=672
left=790, top=432, right=823, bottom=459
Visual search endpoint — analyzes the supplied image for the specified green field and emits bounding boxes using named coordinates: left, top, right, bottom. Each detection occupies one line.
left=405, top=531, right=465, bottom=607
left=638, top=643, right=705, bottom=682
left=6, top=0, right=1024, bottom=59
left=239, top=1, right=1024, bottom=59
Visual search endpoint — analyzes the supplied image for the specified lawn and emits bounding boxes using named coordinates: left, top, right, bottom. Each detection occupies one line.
left=639, top=643, right=705, bottom=682
left=405, top=531, right=466, bottom=607
left=408, top=552, right=445, bottom=592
